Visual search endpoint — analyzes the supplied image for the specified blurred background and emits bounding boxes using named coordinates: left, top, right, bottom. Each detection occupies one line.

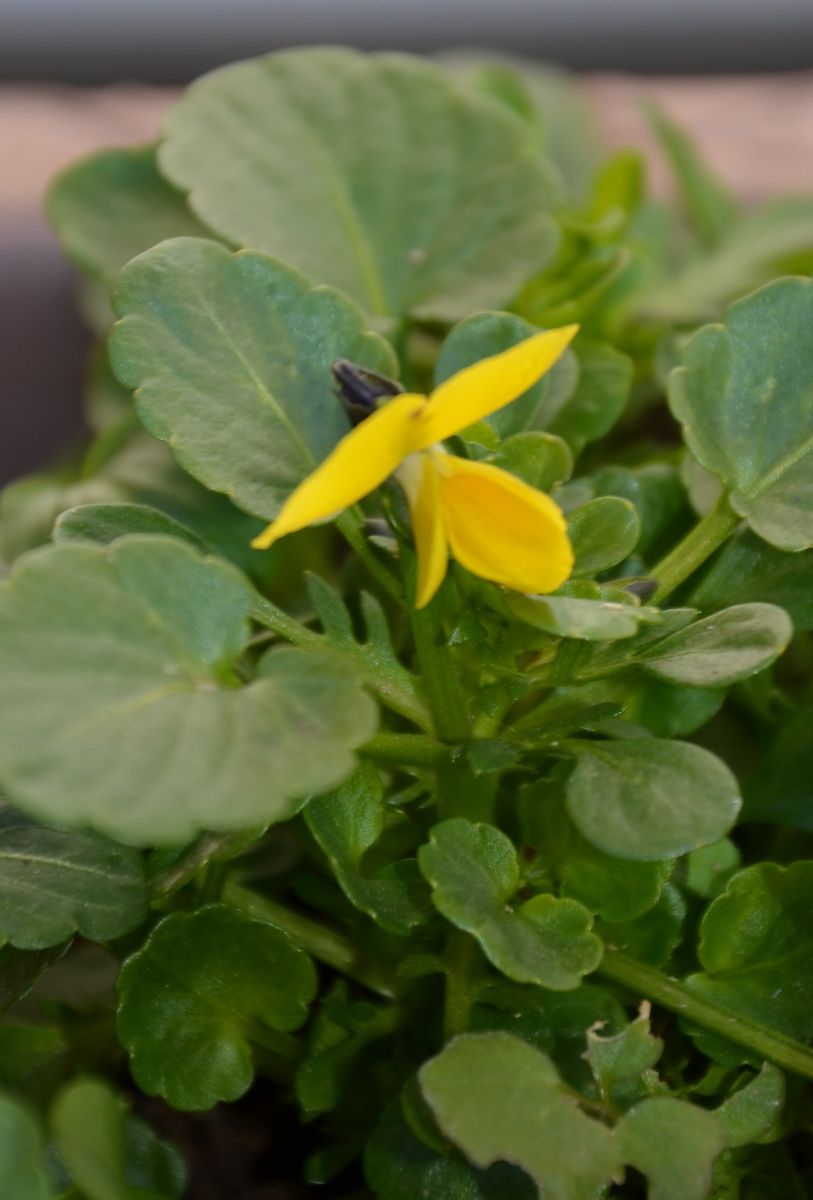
left=3, top=0, right=813, bottom=484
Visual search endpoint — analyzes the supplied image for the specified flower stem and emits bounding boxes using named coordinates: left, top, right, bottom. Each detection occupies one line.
left=337, top=510, right=404, bottom=602
left=362, top=731, right=450, bottom=766
left=600, top=949, right=813, bottom=1082
left=650, top=493, right=740, bottom=605
left=401, top=551, right=470, bottom=743
left=443, top=931, right=480, bottom=1041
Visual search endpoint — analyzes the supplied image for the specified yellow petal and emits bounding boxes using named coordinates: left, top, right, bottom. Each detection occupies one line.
left=419, top=325, right=579, bottom=446
left=436, top=454, right=573, bottom=594
left=398, top=453, right=449, bottom=608
left=251, top=393, right=428, bottom=549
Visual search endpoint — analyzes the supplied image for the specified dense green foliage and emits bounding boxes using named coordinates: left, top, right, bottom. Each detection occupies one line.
left=2, top=45, right=813, bottom=1196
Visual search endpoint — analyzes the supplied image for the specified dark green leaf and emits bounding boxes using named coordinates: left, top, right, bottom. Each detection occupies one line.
left=117, top=904, right=316, bottom=1109
left=597, top=883, right=687, bottom=968
left=159, top=49, right=560, bottom=320
left=0, top=1092, right=50, bottom=1200
left=0, top=537, right=377, bottom=845
left=419, top=820, right=602, bottom=990
left=691, top=528, right=813, bottom=632
left=547, top=340, right=632, bottom=455
left=0, top=805, right=146, bottom=949
left=566, top=737, right=741, bottom=860
left=743, top=702, right=813, bottom=829
left=489, top=433, right=573, bottom=492
left=567, top=496, right=640, bottom=576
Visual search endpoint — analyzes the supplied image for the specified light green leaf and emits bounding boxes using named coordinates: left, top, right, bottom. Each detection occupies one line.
left=0, top=1092, right=50, bottom=1200
left=508, top=592, right=658, bottom=642
left=684, top=839, right=741, bottom=899
left=0, top=537, right=377, bottom=845
left=547, top=340, right=632, bottom=455
left=585, top=1008, right=664, bottom=1108
left=690, top=528, right=813, bottom=632
left=715, top=1063, right=785, bottom=1148
left=0, top=804, right=146, bottom=949
left=47, top=146, right=211, bottom=283
left=489, top=432, right=573, bottom=492
left=686, top=862, right=813, bottom=1040
left=54, top=503, right=205, bottom=551
left=418, top=820, right=602, bottom=990
left=669, top=277, right=813, bottom=550
left=304, top=765, right=429, bottom=936
left=615, top=1096, right=724, bottom=1200
left=117, top=904, right=316, bottom=1109
left=639, top=603, right=792, bottom=687
left=110, top=237, right=396, bottom=521
left=568, top=496, right=640, bottom=576
left=51, top=1077, right=185, bottom=1200
left=419, top=1033, right=622, bottom=1200
left=159, top=49, right=560, bottom=320
left=566, top=738, right=741, bottom=860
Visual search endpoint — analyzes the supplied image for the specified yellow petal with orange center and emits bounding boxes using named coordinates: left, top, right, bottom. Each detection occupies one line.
left=436, top=454, right=573, bottom=594
left=397, top=453, right=449, bottom=608
left=251, top=392, right=429, bottom=549
left=419, top=325, right=579, bottom=447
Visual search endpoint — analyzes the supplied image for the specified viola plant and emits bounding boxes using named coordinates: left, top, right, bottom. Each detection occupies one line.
left=1, top=45, right=813, bottom=1199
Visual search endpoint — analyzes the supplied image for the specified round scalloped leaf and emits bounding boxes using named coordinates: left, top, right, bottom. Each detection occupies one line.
left=669, top=277, right=813, bottom=550
left=0, top=805, right=147, bottom=949
left=158, top=48, right=560, bottom=320
left=110, top=237, right=395, bottom=522
left=0, top=537, right=377, bottom=845
left=117, top=905, right=317, bottom=1110
left=566, top=738, right=741, bottom=861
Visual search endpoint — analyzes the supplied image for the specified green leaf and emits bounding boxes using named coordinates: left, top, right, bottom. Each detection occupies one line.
left=690, top=528, right=813, bottom=632
left=585, top=1007, right=664, bottom=1109
left=566, top=737, right=741, bottom=860
left=418, top=820, right=602, bottom=990
left=597, top=883, right=687, bottom=968
left=304, top=765, right=429, bottom=936
left=110, top=237, right=396, bottom=521
left=117, top=904, right=316, bottom=1109
left=743, top=701, right=813, bottom=829
left=686, top=862, right=813, bottom=1041
left=639, top=603, right=792, bottom=687
left=419, top=1033, right=622, bottom=1199
left=547, top=340, right=632, bottom=455
left=592, top=462, right=690, bottom=561
left=0, top=804, right=147, bottom=949
left=684, top=839, right=741, bottom=899
left=489, top=433, right=573, bottom=492
left=47, top=146, right=211, bottom=283
left=54, top=503, right=205, bottom=551
left=364, top=1100, right=536, bottom=1200
left=567, top=496, right=640, bottom=576
left=508, top=592, right=658, bottom=642
left=0, top=1023, right=66, bottom=1094
left=158, top=49, right=560, bottom=320
left=50, top=1077, right=186, bottom=1200
left=669, top=277, right=813, bottom=550
left=0, top=1091, right=50, bottom=1200
left=716, top=1064, right=785, bottom=1148
left=615, top=1096, right=724, bottom=1200
left=0, top=537, right=377, bottom=845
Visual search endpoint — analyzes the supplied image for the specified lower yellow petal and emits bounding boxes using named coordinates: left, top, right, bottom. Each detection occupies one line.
left=436, top=455, right=573, bottom=594
left=251, top=393, right=427, bottom=549
left=398, top=453, right=449, bottom=608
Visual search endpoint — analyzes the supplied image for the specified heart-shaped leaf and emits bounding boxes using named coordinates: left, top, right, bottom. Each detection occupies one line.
left=110, top=237, right=396, bottom=521
left=158, top=49, right=560, bottom=320
left=117, top=905, right=316, bottom=1109
left=0, top=537, right=377, bottom=845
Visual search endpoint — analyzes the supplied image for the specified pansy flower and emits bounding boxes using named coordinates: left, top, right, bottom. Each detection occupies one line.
left=252, top=327, right=578, bottom=606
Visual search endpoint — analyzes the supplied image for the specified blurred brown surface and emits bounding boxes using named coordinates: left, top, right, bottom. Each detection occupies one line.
left=2, top=74, right=813, bottom=484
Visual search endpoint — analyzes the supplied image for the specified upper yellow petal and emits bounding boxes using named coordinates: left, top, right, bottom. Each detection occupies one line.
left=418, top=325, right=579, bottom=447
left=251, top=393, right=428, bottom=549
left=436, top=454, right=573, bottom=594
left=397, top=453, right=449, bottom=609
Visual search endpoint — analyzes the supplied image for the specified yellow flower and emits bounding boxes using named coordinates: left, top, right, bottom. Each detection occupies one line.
left=252, top=326, right=578, bottom=607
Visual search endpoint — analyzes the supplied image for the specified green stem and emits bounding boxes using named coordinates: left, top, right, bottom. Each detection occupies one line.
left=337, top=510, right=404, bottom=602
left=443, top=931, right=480, bottom=1040
left=600, top=949, right=813, bottom=1082
left=223, top=881, right=395, bottom=999
left=151, top=832, right=242, bottom=898
left=650, top=493, right=739, bottom=605
left=250, top=595, right=323, bottom=649
left=362, top=731, right=450, bottom=767
left=402, top=552, right=470, bottom=743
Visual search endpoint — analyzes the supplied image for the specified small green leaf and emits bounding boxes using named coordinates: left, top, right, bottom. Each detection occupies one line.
left=568, top=496, right=640, bottom=576
left=669, top=277, right=813, bottom=550
left=54, top=503, right=205, bottom=551
left=110, top=237, right=395, bottom=521
left=0, top=537, right=377, bottom=845
left=684, top=839, right=741, bottom=899
left=51, top=1077, right=186, bottom=1200
left=489, top=432, right=573, bottom=491
left=585, top=1007, right=664, bottom=1108
left=508, top=592, right=657, bottom=642
left=598, top=883, right=687, bottom=968
left=690, top=528, right=813, bottom=632
left=0, top=804, right=146, bottom=949
left=640, top=603, right=792, bottom=687
left=615, top=1096, right=724, bottom=1200
left=548, top=340, right=632, bottom=455
left=117, top=904, right=316, bottom=1109
left=0, top=1091, right=50, bottom=1200
left=687, top=862, right=813, bottom=1041
left=715, top=1063, right=785, bottom=1148
left=566, top=737, right=741, bottom=860
left=47, top=145, right=211, bottom=283
left=591, top=462, right=690, bottom=561
left=305, top=765, right=429, bottom=936
left=419, top=820, right=602, bottom=991
left=420, top=1033, right=622, bottom=1200
left=159, top=49, right=560, bottom=320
